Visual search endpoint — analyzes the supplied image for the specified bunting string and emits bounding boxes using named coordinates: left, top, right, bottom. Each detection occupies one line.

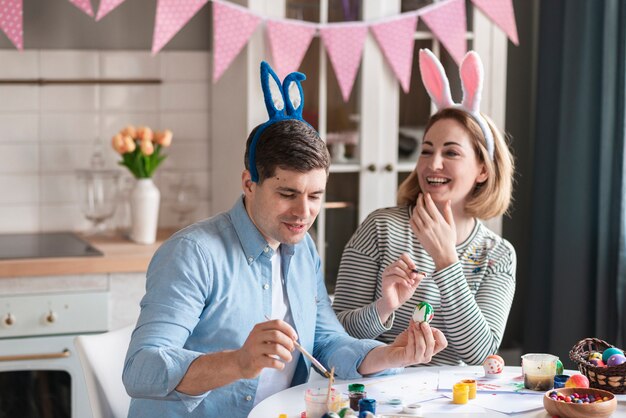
left=0, top=0, right=518, bottom=100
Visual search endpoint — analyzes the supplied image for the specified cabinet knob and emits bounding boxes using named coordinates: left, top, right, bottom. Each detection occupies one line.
left=384, top=164, right=394, bottom=172
left=45, top=311, right=57, bottom=325
left=366, top=164, right=376, bottom=172
left=3, top=313, right=15, bottom=327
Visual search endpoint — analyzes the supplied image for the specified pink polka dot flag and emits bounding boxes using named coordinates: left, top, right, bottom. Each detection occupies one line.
left=152, top=0, right=209, bottom=55
left=95, top=0, right=125, bottom=21
left=320, top=24, right=368, bottom=102
left=69, top=0, right=94, bottom=17
left=370, top=15, right=418, bottom=93
left=266, top=19, right=316, bottom=80
left=421, top=0, right=467, bottom=65
left=212, top=0, right=262, bottom=83
left=0, top=0, right=22, bottom=50
left=471, top=0, right=519, bottom=45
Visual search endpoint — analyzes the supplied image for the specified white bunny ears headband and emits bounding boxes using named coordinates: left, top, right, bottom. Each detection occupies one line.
left=419, top=49, right=495, bottom=160
left=249, top=61, right=309, bottom=182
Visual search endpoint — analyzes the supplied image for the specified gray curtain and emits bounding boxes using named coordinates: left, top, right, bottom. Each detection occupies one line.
left=523, top=0, right=626, bottom=363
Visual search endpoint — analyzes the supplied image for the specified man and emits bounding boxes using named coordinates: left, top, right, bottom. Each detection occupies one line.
left=123, top=64, right=447, bottom=418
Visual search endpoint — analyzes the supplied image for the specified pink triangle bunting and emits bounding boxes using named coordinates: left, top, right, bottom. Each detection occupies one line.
left=212, top=0, right=262, bottom=83
left=0, top=0, right=22, bottom=50
left=471, top=0, right=519, bottom=45
left=95, top=0, right=126, bottom=21
left=68, top=0, right=94, bottom=17
left=370, top=15, right=418, bottom=93
left=420, top=0, right=467, bottom=65
left=320, top=24, right=368, bottom=102
left=267, top=20, right=316, bottom=80
left=152, top=0, right=209, bottom=54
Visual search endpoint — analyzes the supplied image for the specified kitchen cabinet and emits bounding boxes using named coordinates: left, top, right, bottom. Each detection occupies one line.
left=211, top=0, right=508, bottom=292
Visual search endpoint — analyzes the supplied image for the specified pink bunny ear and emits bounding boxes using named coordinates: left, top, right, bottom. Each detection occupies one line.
left=460, top=51, right=484, bottom=113
left=419, top=49, right=453, bottom=110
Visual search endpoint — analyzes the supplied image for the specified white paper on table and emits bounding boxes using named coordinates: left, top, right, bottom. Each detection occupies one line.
left=437, top=369, right=542, bottom=394
left=334, top=370, right=444, bottom=412
left=440, top=392, right=545, bottom=414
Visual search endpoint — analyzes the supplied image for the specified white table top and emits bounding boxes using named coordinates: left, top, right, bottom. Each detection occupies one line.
left=249, top=365, right=626, bottom=418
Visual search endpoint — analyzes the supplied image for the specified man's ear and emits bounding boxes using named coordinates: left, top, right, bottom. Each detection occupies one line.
left=242, top=170, right=255, bottom=193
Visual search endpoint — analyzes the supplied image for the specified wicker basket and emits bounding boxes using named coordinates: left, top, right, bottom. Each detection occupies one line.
left=569, top=337, right=626, bottom=394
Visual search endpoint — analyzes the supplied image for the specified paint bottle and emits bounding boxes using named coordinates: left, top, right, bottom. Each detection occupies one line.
left=348, top=383, right=366, bottom=411
left=452, top=383, right=469, bottom=404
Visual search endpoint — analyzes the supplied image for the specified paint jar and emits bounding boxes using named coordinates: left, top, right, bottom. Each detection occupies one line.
left=554, top=374, right=570, bottom=389
left=460, top=379, right=477, bottom=399
left=348, top=383, right=366, bottom=411
left=304, top=387, right=339, bottom=417
left=358, top=398, right=376, bottom=416
left=452, top=383, right=469, bottom=404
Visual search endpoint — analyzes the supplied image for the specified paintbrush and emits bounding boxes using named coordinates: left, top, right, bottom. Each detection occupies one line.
left=264, top=315, right=331, bottom=378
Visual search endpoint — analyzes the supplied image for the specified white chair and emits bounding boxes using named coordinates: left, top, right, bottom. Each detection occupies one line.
left=75, top=325, right=134, bottom=418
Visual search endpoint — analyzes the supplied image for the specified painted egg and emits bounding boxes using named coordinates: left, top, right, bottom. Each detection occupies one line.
left=588, top=351, right=602, bottom=361
left=601, top=347, right=624, bottom=362
left=607, top=353, right=626, bottom=367
left=565, top=374, right=590, bottom=388
left=556, top=359, right=564, bottom=375
left=412, top=301, right=434, bottom=323
left=590, top=358, right=606, bottom=367
left=483, top=354, right=505, bottom=377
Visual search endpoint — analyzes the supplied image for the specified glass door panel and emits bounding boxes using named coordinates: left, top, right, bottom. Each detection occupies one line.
left=286, top=0, right=320, bottom=22
left=0, top=370, right=71, bottom=418
left=324, top=172, right=359, bottom=292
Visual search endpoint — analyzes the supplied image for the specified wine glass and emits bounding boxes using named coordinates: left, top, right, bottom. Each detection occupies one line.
left=76, top=169, right=120, bottom=235
left=170, top=174, right=199, bottom=228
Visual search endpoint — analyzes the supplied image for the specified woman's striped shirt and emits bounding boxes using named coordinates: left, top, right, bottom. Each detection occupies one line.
left=332, top=206, right=516, bottom=366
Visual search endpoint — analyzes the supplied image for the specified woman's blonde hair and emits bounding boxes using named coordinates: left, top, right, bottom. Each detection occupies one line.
left=397, top=108, right=514, bottom=219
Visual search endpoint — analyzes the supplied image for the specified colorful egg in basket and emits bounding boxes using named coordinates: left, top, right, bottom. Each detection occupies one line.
left=543, top=388, right=616, bottom=418
left=569, top=337, right=626, bottom=394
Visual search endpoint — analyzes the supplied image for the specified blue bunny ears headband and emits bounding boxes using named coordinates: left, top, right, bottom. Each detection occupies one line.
left=419, top=49, right=495, bottom=160
left=248, top=61, right=309, bottom=183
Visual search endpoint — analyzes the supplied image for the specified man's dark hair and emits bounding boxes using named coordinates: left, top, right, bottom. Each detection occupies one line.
left=244, top=119, right=330, bottom=183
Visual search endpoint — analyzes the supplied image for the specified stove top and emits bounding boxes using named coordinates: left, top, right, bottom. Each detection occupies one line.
left=0, top=232, right=103, bottom=260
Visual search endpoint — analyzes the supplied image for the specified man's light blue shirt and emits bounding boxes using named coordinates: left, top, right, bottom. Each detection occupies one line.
left=123, top=196, right=398, bottom=418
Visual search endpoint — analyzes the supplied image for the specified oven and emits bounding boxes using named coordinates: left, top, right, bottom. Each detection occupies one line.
left=0, top=291, right=109, bottom=418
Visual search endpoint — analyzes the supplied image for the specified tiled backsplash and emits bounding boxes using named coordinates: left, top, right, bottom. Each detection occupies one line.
left=0, top=50, right=212, bottom=233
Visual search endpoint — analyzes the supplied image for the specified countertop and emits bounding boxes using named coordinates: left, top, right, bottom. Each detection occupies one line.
left=0, top=229, right=175, bottom=278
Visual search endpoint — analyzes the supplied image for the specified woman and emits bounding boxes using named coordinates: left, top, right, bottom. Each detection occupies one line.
left=332, top=50, right=515, bottom=366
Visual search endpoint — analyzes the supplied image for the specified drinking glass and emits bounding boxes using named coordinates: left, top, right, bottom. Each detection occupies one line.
left=170, top=173, right=199, bottom=228
left=76, top=170, right=120, bottom=235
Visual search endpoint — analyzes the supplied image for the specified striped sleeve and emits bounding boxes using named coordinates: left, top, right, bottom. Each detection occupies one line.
left=433, top=240, right=516, bottom=365
left=332, top=214, right=395, bottom=339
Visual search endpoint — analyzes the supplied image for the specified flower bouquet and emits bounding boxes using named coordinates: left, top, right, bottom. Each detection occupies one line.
left=111, top=125, right=173, bottom=178
left=111, top=125, right=173, bottom=244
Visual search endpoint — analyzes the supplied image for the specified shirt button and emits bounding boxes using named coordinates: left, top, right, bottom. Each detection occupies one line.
left=263, top=247, right=269, bottom=253
left=263, top=283, right=270, bottom=290
left=245, top=395, right=252, bottom=401
left=248, top=257, right=253, bottom=263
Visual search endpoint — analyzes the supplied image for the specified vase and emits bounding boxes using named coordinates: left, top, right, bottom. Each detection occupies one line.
left=130, top=178, right=160, bottom=244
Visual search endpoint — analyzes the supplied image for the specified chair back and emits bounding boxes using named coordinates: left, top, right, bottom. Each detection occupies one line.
left=75, top=325, right=133, bottom=418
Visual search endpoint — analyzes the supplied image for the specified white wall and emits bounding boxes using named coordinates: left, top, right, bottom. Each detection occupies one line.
left=0, top=50, right=212, bottom=233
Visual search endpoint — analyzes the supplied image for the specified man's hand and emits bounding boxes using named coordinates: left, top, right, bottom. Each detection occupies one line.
left=377, top=253, right=425, bottom=323
left=234, top=319, right=297, bottom=379
left=387, top=321, right=447, bottom=366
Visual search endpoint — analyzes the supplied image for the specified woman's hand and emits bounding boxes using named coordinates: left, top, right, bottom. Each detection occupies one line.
left=357, top=321, right=448, bottom=375
left=376, top=253, right=425, bottom=323
left=410, top=193, right=458, bottom=270
left=388, top=321, right=448, bottom=366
